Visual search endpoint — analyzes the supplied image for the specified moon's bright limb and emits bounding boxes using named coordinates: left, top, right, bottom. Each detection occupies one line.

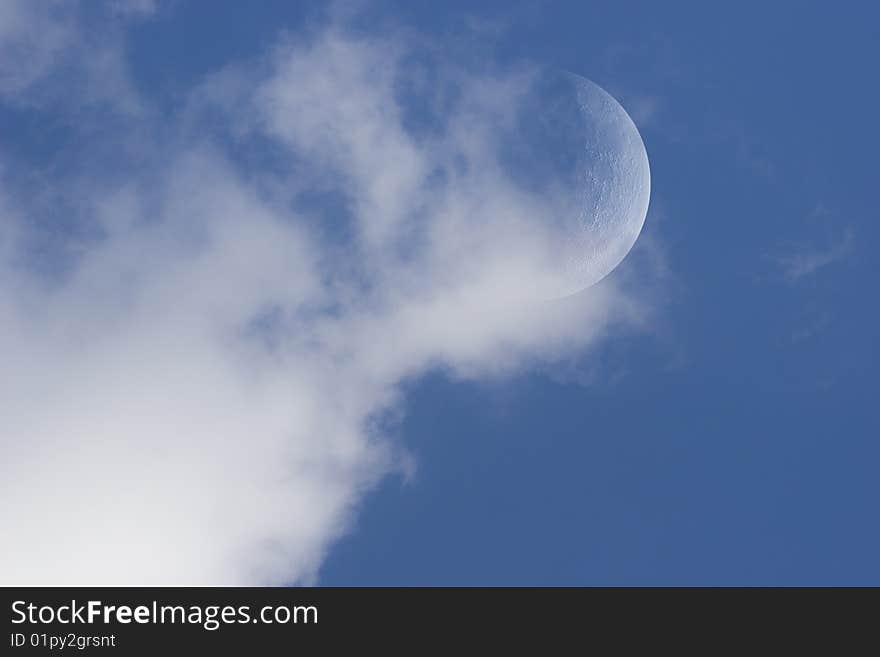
left=510, top=70, right=651, bottom=296
left=563, top=74, right=651, bottom=293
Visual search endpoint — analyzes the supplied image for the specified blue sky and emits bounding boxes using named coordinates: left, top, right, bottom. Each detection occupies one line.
left=322, top=1, right=880, bottom=584
left=1, top=1, right=877, bottom=585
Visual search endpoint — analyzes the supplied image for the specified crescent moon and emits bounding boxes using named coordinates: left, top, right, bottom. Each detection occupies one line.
left=562, top=74, right=651, bottom=293
left=513, top=71, right=651, bottom=296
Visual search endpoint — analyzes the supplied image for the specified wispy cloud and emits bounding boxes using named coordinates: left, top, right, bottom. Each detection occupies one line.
left=0, top=0, right=147, bottom=114
left=775, top=227, right=854, bottom=282
left=0, top=6, right=659, bottom=584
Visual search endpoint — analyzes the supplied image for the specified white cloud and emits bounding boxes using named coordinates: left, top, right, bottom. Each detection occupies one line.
left=776, top=227, right=854, bottom=282
left=0, top=0, right=145, bottom=113
left=0, top=10, right=656, bottom=584
left=0, top=1, right=75, bottom=99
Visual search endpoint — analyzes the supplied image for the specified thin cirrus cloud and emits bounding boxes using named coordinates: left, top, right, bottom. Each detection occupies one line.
left=0, top=5, right=657, bottom=584
left=775, top=227, right=855, bottom=283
